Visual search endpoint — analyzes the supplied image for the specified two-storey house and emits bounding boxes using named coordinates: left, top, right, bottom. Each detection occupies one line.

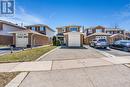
left=84, top=25, right=128, bottom=44
left=56, top=25, right=83, bottom=47
left=25, top=24, right=55, bottom=42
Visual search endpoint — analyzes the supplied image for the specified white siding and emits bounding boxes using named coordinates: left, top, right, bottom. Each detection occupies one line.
left=0, top=24, right=22, bottom=36
left=46, top=28, right=55, bottom=40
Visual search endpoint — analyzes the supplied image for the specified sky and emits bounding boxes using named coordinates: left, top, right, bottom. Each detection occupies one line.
left=1, top=0, right=130, bottom=31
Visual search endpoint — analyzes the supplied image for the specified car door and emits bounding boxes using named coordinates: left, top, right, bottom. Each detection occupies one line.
left=114, top=41, right=120, bottom=49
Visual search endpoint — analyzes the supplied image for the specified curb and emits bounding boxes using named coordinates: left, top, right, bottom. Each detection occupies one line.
left=5, top=46, right=59, bottom=87
left=5, top=72, right=28, bottom=87
left=36, top=46, right=59, bottom=61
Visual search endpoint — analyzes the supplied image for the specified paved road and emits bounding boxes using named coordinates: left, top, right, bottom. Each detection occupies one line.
left=19, top=65, right=130, bottom=87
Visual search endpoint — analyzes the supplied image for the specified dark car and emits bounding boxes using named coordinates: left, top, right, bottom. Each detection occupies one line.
left=110, top=40, right=130, bottom=52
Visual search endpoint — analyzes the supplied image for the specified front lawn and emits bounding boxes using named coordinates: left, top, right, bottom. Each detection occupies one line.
left=0, top=46, right=56, bottom=63
left=0, top=72, right=19, bottom=87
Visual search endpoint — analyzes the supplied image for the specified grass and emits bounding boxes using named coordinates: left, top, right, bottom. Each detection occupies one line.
left=0, top=45, right=8, bottom=47
left=0, top=46, right=56, bottom=63
left=0, top=72, right=19, bottom=87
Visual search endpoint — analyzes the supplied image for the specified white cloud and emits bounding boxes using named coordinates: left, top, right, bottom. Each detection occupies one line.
left=0, top=7, right=45, bottom=26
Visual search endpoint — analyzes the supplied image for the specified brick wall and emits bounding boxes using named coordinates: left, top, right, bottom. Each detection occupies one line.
left=0, top=35, right=13, bottom=45
left=28, top=33, right=49, bottom=46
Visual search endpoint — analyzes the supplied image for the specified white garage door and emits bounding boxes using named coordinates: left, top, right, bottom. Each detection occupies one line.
left=68, top=33, right=81, bottom=47
left=16, top=33, right=28, bottom=47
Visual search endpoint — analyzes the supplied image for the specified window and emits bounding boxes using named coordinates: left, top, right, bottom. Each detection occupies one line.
left=70, top=28, right=78, bottom=32
left=40, top=27, right=45, bottom=31
left=88, top=29, right=92, bottom=33
left=32, top=27, right=35, bottom=31
left=96, top=29, right=102, bottom=33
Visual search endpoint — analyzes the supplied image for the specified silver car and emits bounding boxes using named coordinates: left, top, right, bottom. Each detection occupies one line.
left=90, top=39, right=109, bottom=49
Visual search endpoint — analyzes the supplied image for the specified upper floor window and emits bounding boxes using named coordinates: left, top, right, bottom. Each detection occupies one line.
left=88, top=29, right=92, bottom=33
left=70, top=28, right=78, bottom=32
left=32, top=27, right=35, bottom=31
left=40, top=26, right=45, bottom=31
left=96, top=29, right=102, bottom=33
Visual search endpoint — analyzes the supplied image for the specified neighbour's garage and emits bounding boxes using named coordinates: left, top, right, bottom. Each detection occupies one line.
left=10, top=29, right=49, bottom=48
left=109, top=34, right=129, bottom=44
left=84, top=32, right=111, bottom=45
left=64, top=32, right=83, bottom=47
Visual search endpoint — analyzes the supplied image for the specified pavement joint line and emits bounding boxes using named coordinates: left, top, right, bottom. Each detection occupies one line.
left=36, top=46, right=59, bottom=61
left=5, top=46, right=58, bottom=87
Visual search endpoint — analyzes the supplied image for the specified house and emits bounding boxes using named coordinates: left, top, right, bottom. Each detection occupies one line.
left=125, top=32, right=130, bottom=39
left=0, top=20, right=50, bottom=47
left=0, top=20, right=25, bottom=45
left=56, top=25, right=84, bottom=47
left=25, top=24, right=55, bottom=42
left=9, top=29, right=49, bottom=48
left=84, top=25, right=127, bottom=44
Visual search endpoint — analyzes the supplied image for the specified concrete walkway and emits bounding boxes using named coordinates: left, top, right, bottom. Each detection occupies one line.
left=4, top=46, right=130, bottom=87
left=1, top=56, right=130, bottom=72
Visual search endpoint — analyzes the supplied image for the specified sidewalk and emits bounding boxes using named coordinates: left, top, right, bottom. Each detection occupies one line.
left=0, top=56, right=130, bottom=72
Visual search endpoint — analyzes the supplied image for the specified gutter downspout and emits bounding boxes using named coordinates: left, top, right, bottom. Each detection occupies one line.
left=31, top=33, right=35, bottom=48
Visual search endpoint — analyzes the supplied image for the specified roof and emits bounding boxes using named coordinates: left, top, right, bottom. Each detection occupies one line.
left=106, top=28, right=124, bottom=31
left=88, top=32, right=111, bottom=37
left=25, top=24, right=55, bottom=32
left=110, top=34, right=129, bottom=38
left=56, top=25, right=81, bottom=29
left=9, top=29, right=47, bottom=37
left=0, top=20, right=25, bottom=29
left=93, top=25, right=105, bottom=29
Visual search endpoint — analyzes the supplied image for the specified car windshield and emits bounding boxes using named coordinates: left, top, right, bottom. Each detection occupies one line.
left=98, top=39, right=106, bottom=42
left=121, top=41, right=130, bottom=45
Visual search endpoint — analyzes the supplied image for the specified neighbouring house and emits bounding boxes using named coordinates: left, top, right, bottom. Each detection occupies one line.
left=25, top=24, right=55, bottom=42
left=84, top=25, right=127, bottom=44
left=0, top=20, right=50, bottom=48
left=125, top=32, right=130, bottom=39
left=0, top=20, right=25, bottom=45
left=56, top=25, right=84, bottom=47
left=9, top=29, right=49, bottom=47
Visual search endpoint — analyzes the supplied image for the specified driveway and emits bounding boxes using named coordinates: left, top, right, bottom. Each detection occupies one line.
left=40, top=46, right=105, bottom=61
left=96, top=48, right=130, bottom=57
left=19, top=65, right=130, bottom=87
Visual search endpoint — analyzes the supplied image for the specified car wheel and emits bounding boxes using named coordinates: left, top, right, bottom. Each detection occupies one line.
left=123, top=47, right=129, bottom=52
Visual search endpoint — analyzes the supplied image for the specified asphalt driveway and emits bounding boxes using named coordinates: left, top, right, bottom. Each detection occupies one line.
left=40, top=46, right=105, bottom=61
left=19, top=65, right=130, bottom=87
left=96, top=48, right=130, bottom=57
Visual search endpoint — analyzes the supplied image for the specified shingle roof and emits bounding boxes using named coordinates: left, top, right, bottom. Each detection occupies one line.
left=9, top=29, right=47, bottom=37
left=87, top=32, right=111, bottom=37
left=0, top=20, right=25, bottom=29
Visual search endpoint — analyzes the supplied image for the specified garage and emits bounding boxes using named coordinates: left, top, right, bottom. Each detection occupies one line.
left=16, top=33, right=28, bottom=47
left=64, top=32, right=83, bottom=47
left=9, top=29, right=49, bottom=48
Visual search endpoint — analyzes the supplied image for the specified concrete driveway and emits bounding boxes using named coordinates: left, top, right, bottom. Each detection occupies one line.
left=40, top=46, right=105, bottom=61
left=97, top=48, right=130, bottom=57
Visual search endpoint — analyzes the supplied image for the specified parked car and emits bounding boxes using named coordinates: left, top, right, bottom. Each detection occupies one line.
left=110, top=40, right=130, bottom=52
left=90, top=39, right=109, bottom=49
